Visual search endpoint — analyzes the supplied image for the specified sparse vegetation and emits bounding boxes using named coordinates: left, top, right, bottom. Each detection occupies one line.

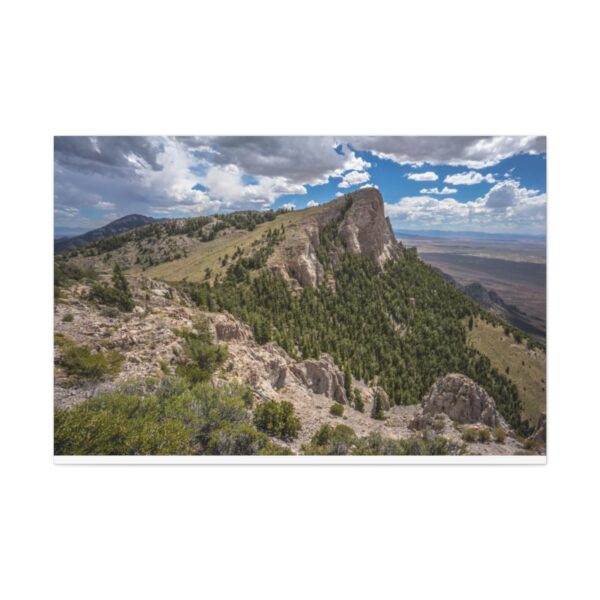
left=174, top=318, right=228, bottom=384
left=468, top=318, right=545, bottom=428
left=55, top=335, right=124, bottom=383
left=88, top=264, right=135, bottom=312
left=462, top=426, right=491, bottom=443
left=329, top=403, right=344, bottom=417
left=494, top=427, right=507, bottom=443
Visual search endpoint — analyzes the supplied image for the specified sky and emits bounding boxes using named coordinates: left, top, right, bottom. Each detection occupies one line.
left=54, top=136, right=546, bottom=237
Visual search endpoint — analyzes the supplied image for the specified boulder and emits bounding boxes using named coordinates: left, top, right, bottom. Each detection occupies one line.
left=422, top=373, right=505, bottom=428
left=206, top=311, right=252, bottom=342
left=291, top=354, right=348, bottom=404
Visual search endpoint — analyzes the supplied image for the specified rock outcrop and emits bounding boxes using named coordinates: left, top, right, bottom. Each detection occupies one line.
left=291, top=355, right=348, bottom=404
left=268, top=187, right=403, bottom=288
left=338, top=187, right=402, bottom=267
left=421, top=373, right=506, bottom=428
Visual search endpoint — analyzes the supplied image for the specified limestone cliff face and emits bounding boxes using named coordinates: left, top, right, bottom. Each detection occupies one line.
left=338, top=188, right=402, bottom=267
left=268, top=187, right=403, bottom=288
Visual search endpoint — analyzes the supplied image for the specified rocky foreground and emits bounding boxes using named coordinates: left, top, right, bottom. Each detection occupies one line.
left=54, top=275, right=544, bottom=455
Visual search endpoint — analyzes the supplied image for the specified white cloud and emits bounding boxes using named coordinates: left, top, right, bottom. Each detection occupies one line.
left=338, top=170, right=371, bottom=188
left=419, top=186, right=457, bottom=195
left=306, top=200, right=319, bottom=207
left=335, top=192, right=343, bottom=197
left=385, top=179, right=546, bottom=233
left=95, top=200, right=116, bottom=210
left=444, top=171, right=496, bottom=185
left=407, top=171, right=438, bottom=181
left=280, top=202, right=296, bottom=211
left=360, top=183, right=379, bottom=190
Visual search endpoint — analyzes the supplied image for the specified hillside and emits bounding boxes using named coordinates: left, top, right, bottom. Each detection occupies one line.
left=467, top=318, right=546, bottom=427
left=54, top=188, right=545, bottom=456
left=54, top=214, right=156, bottom=253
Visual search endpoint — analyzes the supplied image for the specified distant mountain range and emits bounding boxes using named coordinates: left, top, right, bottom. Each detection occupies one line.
left=54, top=214, right=156, bottom=253
left=395, top=229, right=546, bottom=241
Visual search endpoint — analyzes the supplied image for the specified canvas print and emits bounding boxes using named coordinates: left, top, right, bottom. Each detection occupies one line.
left=54, top=136, right=546, bottom=460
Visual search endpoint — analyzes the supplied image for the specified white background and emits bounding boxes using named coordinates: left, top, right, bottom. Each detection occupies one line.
left=1, top=1, right=599, bottom=598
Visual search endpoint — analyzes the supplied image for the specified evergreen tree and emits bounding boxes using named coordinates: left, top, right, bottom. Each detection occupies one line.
left=371, top=391, right=385, bottom=420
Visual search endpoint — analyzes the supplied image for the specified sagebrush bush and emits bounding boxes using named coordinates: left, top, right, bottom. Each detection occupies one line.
left=478, top=428, right=491, bottom=443
left=62, top=313, right=74, bottom=322
left=253, top=400, right=301, bottom=440
left=494, top=427, right=507, bottom=443
left=462, top=427, right=479, bottom=443
left=55, top=335, right=124, bottom=382
left=302, top=424, right=357, bottom=455
left=330, top=403, right=344, bottom=417
left=462, top=426, right=490, bottom=443
left=55, top=378, right=274, bottom=456
left=351, top=432, right=454, bottom=456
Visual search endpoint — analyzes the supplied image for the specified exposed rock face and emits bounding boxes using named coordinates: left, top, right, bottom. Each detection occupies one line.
left=269, top=221, right=325, bottom=288
left=338, top=188, right=402, bottom=267
left=206, top=311, right=252, bottom=343
left=268, top=187, right=403, bottom=288
left=291, top=354, right=348, bottom=404
left=422, top=373, right=506, bottom=428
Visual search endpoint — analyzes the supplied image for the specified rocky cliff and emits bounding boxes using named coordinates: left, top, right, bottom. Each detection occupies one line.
left=268, top=187, right=404, bottom=288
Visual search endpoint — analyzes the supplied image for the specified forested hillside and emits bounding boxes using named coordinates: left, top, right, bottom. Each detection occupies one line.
left=54, top=187, right=544, bottom=454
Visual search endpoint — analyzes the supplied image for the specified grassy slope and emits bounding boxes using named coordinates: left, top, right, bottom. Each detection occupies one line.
left=467, top=318, right=546, bottom=426
left=141, top=206, right=319, bottom=283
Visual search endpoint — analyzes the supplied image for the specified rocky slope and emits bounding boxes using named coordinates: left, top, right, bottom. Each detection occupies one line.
left=55, top=278, right=532, bottom=455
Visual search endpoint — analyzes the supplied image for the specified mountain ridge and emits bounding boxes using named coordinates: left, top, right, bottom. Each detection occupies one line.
left=54, top=214, right=156, bottom=253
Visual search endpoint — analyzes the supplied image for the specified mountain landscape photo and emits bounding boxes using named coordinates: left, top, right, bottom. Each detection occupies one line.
left=54, top=136, right=547, bottom=459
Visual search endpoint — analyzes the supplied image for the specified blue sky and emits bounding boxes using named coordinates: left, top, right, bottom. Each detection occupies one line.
left=54, top=136, right=546, bottom=237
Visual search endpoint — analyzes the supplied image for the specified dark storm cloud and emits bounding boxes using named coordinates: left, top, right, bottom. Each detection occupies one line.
left=54, top=136, right=165, bottom=176
left=188, top=136, right=354, bottom=184
left=347, top=135, right=546, bottom=168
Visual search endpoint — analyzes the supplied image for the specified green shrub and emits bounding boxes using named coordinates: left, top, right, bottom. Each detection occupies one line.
left=54, top=389, right=194, bottom=455
left=302, top=424, right=357, bottom=455
left=432, top=416, right=445, bottom=432
left=175, top=319, right=228, bottom=384
left=352, top=432, right=454, bottom=456
left=56, top=336, right=124, bottom=382
left=462, top=426, right=490, bottom=443
left=55, top=378, right=263, bottom=456
left=87, top=263, right=135, bottom=312
left=54, top=261, right=98, bottom=288
left=494, top=427, right=507, bottom=443
left=207, top=423, right=270, bottom=455
left=253, top=400, right=301, bottom=440
left=89, top=282, right=134, bottom=312
left=462, top=427, right=479, bottom=443
left=478, top=428, right=491, bottom=443
left=330, top=403, right=344, bottom=417
left=62, top=313, right=74, bottom=322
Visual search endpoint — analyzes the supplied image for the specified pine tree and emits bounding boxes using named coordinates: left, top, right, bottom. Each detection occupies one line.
left=371, top=391, right=385, bottom=420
